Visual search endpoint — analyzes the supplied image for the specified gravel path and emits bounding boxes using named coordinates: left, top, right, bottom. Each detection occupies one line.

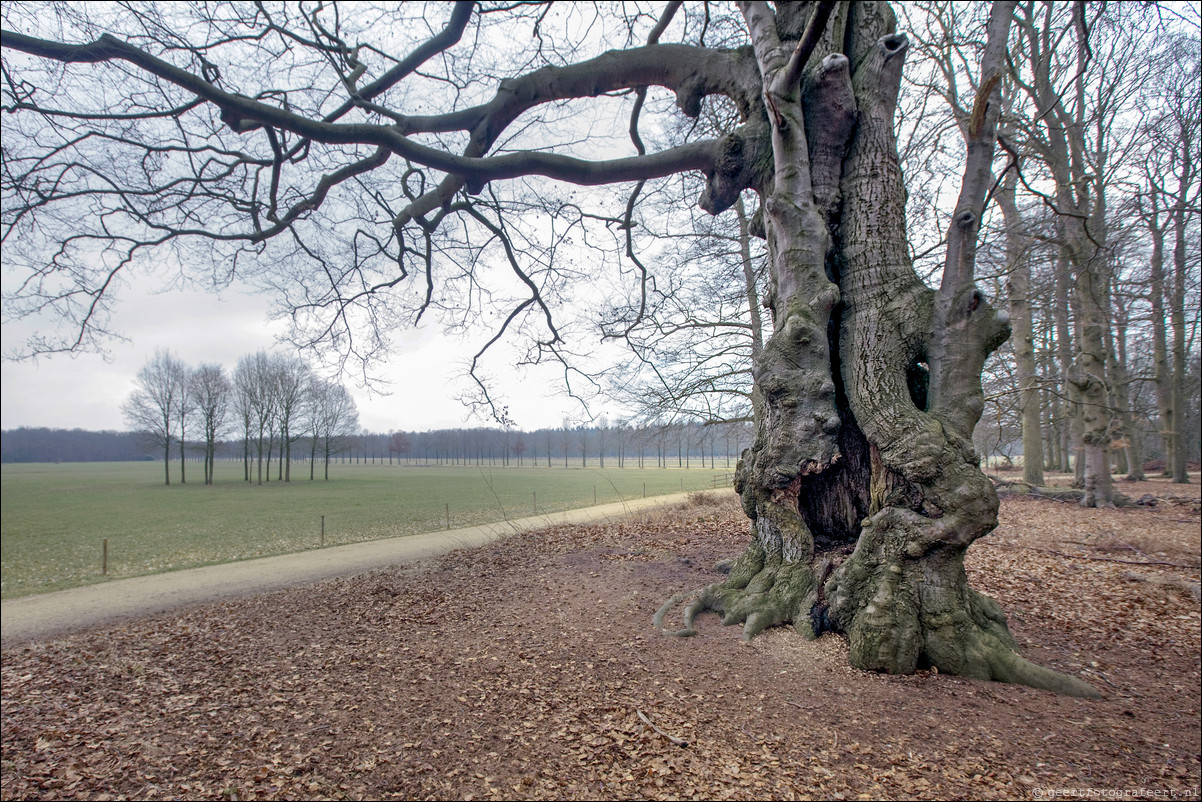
left=0, top=491, right=697, bottom=646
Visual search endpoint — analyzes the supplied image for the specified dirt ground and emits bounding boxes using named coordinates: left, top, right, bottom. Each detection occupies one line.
left=2, top=478, right=1199, bottom=801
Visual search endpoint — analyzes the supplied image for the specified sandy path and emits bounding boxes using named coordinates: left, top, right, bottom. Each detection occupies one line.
left=0, top=491, right=697, bottom=646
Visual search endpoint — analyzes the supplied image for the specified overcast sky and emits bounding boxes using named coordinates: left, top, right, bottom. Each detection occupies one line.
left=0, top=3, right=649, bottom=436
left=0, top=278, right=601, bottom=434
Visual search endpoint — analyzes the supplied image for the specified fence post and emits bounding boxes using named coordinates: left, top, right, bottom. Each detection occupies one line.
left=102, top=538, right=108, bottom=576
left=533, top=491, right=537, bottom=515
left=321, top=515, right=325, bottom=547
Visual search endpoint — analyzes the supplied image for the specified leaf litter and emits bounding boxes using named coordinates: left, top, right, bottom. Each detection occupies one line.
left=2, top=481, right=1199, bottom=800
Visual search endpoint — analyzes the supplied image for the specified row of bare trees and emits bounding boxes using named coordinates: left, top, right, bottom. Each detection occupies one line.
left=122, top=349, right=360, bottom=485
left=369, top=420, right=755, bottom=470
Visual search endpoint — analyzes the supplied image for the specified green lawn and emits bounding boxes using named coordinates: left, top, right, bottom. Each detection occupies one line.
left=0, top=461, right=731, bottom=599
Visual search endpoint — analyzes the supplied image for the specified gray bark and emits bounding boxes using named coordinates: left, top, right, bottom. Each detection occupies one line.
left=1170, top=189, right=1192, bottom=483
left=1143, top=200, right=1175, bottom=476
left=998, top=170, right=1044, bottom=486
left=1109, top=299, right=1144, bottom=481
left=1054, top=253, right=1081, bottom=476
left=1012, top=1, right=1117, bottom=504
left=658, top=0, right=1096, bottom=697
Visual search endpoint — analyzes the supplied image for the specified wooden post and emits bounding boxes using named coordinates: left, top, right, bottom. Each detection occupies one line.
left=321, top=515, right=325, bottom=547
left=102, top=538, right=108, bottom=576
left=643, top=482, right=646, bottom=498
left=533, top=491, right=537, bottom=515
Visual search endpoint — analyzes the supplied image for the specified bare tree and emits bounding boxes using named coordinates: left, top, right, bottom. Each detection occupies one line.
left=1141, top=28, right=1201, bottom=483
left=307, top=379, right=359, bottom=480
left=190, top=363, right=231, bottom=485
left=231, top=370, right=255, bottom=483
left=175, top=361, right=195, bottom=484
left=271, top=353, right=310, bottom=482
left=605, top=194, right=765, bottom=426
left=1008, top=2, right=1159, bottom=504
left=121, top=348, right=186, bottom=485
left=511, top=432, right=527, bottom=466
left=388, top=431, right=411, bottom=465
left=233, top=351, right=276, bottom=486
left=2, top=1, right=1098, bottom=694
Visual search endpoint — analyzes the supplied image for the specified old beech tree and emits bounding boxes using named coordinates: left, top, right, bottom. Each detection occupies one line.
left=1, top=1, right=1098, bottom=696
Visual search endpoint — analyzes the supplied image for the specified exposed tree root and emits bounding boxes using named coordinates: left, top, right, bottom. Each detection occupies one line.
left=657, top=548, right=1099, bottom=698
left=655, top=540, right=821, bottom=641
left=827, top=518, right=1101, bottom=699
left=657, top=503, right=1101, bottom=698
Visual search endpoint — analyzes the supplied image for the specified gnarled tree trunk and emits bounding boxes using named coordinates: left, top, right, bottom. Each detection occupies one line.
left=657, top=0, right=1097, bottom=698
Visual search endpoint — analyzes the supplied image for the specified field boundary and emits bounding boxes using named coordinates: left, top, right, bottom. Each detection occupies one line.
left=1, top=490, right=707, bottom=647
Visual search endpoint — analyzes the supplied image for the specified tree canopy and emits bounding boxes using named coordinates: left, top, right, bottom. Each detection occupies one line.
left=3, top=2, right=751, bottom=413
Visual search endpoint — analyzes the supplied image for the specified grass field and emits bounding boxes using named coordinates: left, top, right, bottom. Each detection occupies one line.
left=0, top=461, right=732, bottom=599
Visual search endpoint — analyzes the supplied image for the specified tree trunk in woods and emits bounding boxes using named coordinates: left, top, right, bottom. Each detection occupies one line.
left=1012, top=1, right=1118, bottom=505
left=658, top=1, right=1096, bottom=697
left=1053, top=255, right=1081, bottom=477
left=1110, top=298, right=1144, bottom=482
left=997, top=169, right=1044, bottom=487
left=1041, top=331, right=1065, bottom=472
left=1143, top=204, right=1175, bottom=478
left=1169, top=202, right=1191, bottom=483
left=1070, top=249, right=1114, bottom=507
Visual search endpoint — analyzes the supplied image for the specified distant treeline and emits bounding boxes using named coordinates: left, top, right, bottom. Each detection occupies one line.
left=1, top=428, right=151, bottom=463
left=2, top=422, right=755, bottom=468
left=359, top=422, right=755, bottom=469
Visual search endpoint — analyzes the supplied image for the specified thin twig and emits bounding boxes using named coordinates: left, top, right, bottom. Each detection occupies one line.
left=637, top=709, right=688, bottom=748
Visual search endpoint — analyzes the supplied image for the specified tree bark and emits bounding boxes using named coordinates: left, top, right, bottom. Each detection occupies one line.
left=1144, top=207, right=1174, bottom=477
left=658, top=0, right=1096, bottom=697
left=1109, top=296, right=1144, bottom=481
left=1053, top=253, right=1081, bottom=476
left=1070, top=241, right=1114, bottom=507
left=1169, top=195, right=1191, bottom=483
left=997, top=170, right=1044, bottom=486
